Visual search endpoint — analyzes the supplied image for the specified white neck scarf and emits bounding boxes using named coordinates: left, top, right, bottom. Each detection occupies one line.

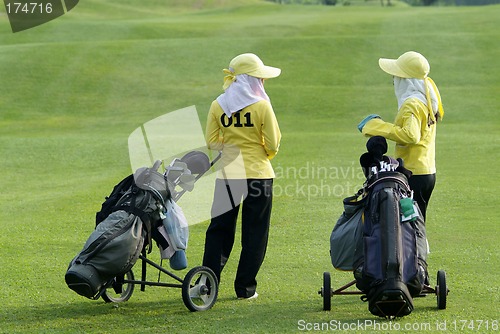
left=394, top=77, right=438, bottom=114
left=216, top=74, right=270, bottom=117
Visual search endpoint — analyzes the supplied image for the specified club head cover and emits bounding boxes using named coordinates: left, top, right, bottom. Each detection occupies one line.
left=360, top=152, right=378, bottom=177
left=396, top=158, right=413, bottom=179
left=366, top=136, right=388, bottom=161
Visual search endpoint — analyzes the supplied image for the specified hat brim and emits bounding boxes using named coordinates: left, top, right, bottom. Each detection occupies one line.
left=247, top=65, right=281, bottom=79
left=378, top=58, right=411, bottom=78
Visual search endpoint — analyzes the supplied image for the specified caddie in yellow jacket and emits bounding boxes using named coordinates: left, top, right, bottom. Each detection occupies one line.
left=205, top=99, right=281, bottom=179
left=203, top=53, right=281, bottom=300
left=358, top=51, right=444, bottom=221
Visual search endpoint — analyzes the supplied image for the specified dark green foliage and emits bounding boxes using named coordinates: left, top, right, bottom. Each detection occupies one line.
left=402, top=0, right=499, bottom=5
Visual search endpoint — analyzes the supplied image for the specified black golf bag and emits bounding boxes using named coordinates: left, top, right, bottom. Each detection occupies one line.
left=352, top=169, right=428, bottom=318
left=355, top=136, right=428, bottom=317
left=65, top=162, right=170, bottom=299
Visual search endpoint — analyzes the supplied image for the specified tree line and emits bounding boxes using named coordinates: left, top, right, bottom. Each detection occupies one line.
left=267, top=0, right=500, bottom=5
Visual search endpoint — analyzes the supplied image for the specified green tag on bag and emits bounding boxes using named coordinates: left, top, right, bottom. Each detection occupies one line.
left=400, top=197, right=418, bottom=222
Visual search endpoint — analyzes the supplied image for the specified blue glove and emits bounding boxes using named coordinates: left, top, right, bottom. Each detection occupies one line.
left=357, top=114, right=381, bottom=132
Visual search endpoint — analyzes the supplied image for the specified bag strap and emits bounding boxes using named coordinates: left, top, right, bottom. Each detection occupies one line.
left=114, top=190, right=154, bottom=253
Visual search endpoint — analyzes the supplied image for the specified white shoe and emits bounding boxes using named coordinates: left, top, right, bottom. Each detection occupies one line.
left=238, top=292, right=258, bottom=300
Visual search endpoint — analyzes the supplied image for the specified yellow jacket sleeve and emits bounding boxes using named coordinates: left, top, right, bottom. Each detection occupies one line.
left=262, top=104, right=281, bottom=160
left=206, top=102, right=224, bottom=151
left=362, top=105, right=422, bottom=145
left=361, top=98, right=437, bottom=175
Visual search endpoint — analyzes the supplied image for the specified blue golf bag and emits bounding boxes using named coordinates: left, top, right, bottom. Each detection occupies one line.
left=352, top=136, right=428, bottom=318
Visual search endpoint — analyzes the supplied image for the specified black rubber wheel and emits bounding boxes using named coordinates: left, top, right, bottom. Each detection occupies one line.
left=102, top=270, right=135, bottom=303
left=436, top=270, right=447, bottom=310
left=182, top=266, right=218, bottom=312
left=323, top=272, right=331, bottom=311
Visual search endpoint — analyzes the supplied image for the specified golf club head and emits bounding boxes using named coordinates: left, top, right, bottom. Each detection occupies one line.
left=180, top=151, right=211, bottom=175
left=179, top=174, right=196, bottom=192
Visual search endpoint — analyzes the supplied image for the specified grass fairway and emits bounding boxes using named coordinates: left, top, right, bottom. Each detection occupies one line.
left=1, top=1, right=499, bottom=333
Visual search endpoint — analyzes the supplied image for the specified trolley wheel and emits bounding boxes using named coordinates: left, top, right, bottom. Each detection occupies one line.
left=182, top=266, right=218, bottom=312
left=322, top=272, right=331, bottom=311
left=436, top=270, right=448, bottom=310
left=102, top=270, right=135, bottom=303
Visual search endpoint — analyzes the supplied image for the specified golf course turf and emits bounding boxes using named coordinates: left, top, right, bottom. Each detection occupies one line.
left=0, top=1, right=498, bottom=333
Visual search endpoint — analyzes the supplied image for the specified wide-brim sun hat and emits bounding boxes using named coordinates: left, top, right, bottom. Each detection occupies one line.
left=379, top=51, right=445, bottom=121
left=378, top=51, right=430, bottom=79
left=228, top=53, right=281, bottom=79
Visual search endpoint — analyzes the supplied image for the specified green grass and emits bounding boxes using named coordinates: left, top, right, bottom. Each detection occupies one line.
left=1, top=1, right=499, bottom=333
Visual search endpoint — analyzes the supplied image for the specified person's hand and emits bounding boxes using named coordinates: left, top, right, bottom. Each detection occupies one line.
left=357, top=114, right=381, bottom=132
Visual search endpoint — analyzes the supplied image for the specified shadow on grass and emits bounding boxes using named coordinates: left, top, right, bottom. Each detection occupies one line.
left=1, top=285, right=446, bottom=333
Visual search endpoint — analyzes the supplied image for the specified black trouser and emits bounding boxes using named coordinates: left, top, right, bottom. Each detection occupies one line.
left=408, top=174, right=436, bottom=222
left=202, top=178, right=273, bottom=298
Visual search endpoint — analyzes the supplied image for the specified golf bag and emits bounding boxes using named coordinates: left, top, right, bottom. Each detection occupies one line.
left=352, top=170, right=428, bottom=318
left=330, top=192, right=365, bottom=271
left=65, top=162, right=170, bottom=299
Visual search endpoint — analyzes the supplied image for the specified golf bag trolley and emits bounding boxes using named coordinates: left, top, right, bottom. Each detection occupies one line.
left=65, top=151, right=220, bottom=312
left=319, top=137, right=449, bottom=318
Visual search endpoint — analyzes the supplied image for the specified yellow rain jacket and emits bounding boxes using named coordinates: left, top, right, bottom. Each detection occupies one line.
left=206, top=99, right=281, bottom=179
left=362, top=98, right=436, bottom=175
